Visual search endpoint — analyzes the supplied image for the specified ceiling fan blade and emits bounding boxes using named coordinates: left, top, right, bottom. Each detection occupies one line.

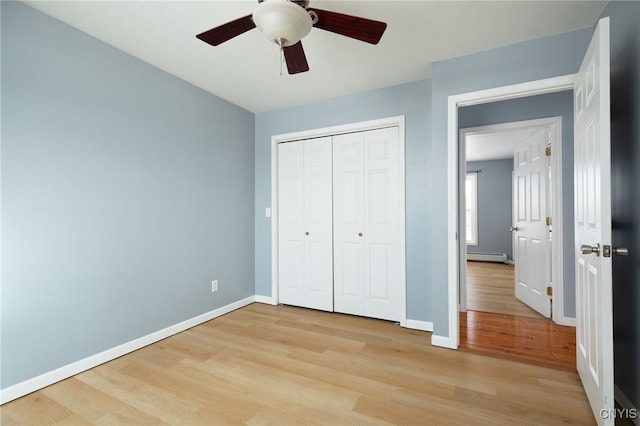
left=309, top=8, right=387, bottom=45
left=283, top=41, right=310, bottom=74
left=196, top=14, right=256, bottom=46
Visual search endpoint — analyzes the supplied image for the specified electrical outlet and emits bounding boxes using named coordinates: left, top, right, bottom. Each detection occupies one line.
left=211, top=280, right=218, bottom=292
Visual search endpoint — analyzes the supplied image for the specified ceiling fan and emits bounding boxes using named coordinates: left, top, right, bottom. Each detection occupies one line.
left=196, top=0, right=387, bottom=75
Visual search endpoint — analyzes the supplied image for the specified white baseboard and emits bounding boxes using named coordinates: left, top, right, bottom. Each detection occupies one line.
left=561, top=316, right=577, bottom=327
left=0, top=296, right=255, bottom=405
left=254, top=295, right=277, bottom=305
left=431, top=334, right=458, bottom=349
left=615, top=385, right=640, bottom=425
left=466, top=253, right=507, bottom=263
left=404, top=319, right=434, bottom=332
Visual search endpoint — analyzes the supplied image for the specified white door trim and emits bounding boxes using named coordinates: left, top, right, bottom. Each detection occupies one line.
left=439, top=74, right=576, bottom=349
left=270, top=116, right=407, bottom=326
left=458, top=117, right=565, bottom=324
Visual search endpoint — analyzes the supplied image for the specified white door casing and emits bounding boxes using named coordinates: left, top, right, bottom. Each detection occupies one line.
left=446, top=75, right=575, bottom=349
left=512, top=128, right=552, bottom=318
left=574, top=17, right=614, bottom=425
left=333, top=127, right=404, bottom=322
left=278, top=137, right=333, bottom=311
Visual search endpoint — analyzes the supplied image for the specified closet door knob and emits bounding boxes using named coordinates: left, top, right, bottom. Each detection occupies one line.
left=305, top=231, right=309, bottom=236
left=358, top=232, right=363, bottom=237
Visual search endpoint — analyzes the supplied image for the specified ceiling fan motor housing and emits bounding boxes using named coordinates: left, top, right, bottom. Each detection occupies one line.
left=253, top=0, right=313, bottom=46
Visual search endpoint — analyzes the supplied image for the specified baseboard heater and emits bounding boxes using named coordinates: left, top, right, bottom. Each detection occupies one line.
left=467, top=252, right=508, bottom=263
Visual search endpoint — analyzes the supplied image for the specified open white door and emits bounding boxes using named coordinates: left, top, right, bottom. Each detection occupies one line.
left=574, top=17, right=614, bottom=425
left=512, top=128, right=552, bottom=318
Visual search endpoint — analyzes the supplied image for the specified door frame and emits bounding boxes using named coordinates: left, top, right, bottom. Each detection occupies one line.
left=270, top=115, right=407, bottom=326
left=440, top=75, right=576, bottom=349
left=458, top=117, right=564, bottom=323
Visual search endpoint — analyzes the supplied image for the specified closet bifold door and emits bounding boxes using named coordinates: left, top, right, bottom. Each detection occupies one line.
left=277, top=137, right=333, bottom=311
left=333, top=127, right=403, bottom=321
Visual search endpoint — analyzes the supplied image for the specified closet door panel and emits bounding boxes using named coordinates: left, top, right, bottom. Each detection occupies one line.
left=363, top=127, right=402, bottom=321
left=302, top=137, right=333, bottom=311
left=334, top=127, right=403, bottom=322
left=369, top=243, right=390, bottom=300
left=278, top=137, right=333, bottom=312
left=278, top=141, right=306, bottom=306
left=368, top=170, right=389, bottom=224
left=333, top=133, right=366, bottom=315
left=337, top=242, right=365, bottom=317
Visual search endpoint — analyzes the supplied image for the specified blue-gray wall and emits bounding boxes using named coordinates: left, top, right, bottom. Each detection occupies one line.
left=466, top=159, right=513, bottom=260
left=430, top=28, right=592, bottom=336
left=604, top=0, right=640, bottom=412
left=254, top=80, right=431, bottom=322
left=459, top=90, right=576, bottom=317
left=1, top=2, right=255, bottom=389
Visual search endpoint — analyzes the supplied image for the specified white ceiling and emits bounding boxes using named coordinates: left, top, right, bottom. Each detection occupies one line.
left=24, top=1, right=606, bottom=113
left=465, top=126, right=545, bottom=162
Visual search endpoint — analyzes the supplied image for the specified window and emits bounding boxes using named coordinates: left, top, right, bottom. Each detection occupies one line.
left=465, top=172, right=478, bottom=245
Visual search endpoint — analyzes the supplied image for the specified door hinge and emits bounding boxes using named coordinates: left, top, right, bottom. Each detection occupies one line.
left=545, top=146, right=552, bottom=157
left=546, top=217, right=552, bottom=226
left=547, top=286, right=553, bottom=296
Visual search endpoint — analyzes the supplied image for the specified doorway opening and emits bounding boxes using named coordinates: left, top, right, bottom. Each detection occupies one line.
left=458, top=118, right=563, bottom=321
left=441, top=74, right=578, bottom=352
left=457, top=118, right=576, bottom=370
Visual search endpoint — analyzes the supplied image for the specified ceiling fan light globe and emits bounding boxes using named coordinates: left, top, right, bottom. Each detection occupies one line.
left=252, top=0, right=312, bottom=46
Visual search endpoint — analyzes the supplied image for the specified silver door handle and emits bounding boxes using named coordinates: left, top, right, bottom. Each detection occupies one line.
left=581, top=244, right=600, bottom=256
left=613, top=247, right=629, bottom=256
left=510, top=226, right=519, bottom=232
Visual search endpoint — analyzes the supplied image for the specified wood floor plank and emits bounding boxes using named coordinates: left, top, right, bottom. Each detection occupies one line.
left=245, top=409, right=324, bottom=426
left=466, top=261, right=546, bottom=319
left=0, top=303, right=594, bottom=425
left=460, top=310, right=576, bottom=370
left=74, top=367, right=195, bottom=424
left=0, top=393, right=73, bottom=426
left=115, top=358, right=261, bottom=422
left=41, top=377, right=148, bottom=424
left=52, top=413, right=94, bottom=425
left=93, top=407, right=167, bottom=426
left=237, top=312, right=374, bottom=351
left=353, top=393, right=520, bottom=426
left=193, top=335, right=397, bottom=401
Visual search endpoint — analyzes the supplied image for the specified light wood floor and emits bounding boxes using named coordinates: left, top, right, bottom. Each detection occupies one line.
left=466, top=261, right=546, bottom=320
left=1, top=303, right=595, bottom=425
